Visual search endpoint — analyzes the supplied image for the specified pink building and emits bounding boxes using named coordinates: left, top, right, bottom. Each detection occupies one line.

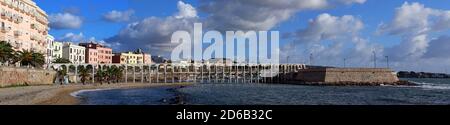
left=143, top=53, right=152, bottom=64
left=79, top=42, right=113, bottom=64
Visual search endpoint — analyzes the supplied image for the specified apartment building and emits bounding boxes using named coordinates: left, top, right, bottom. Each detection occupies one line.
left=0, top=0, right=49, bottom=54
left=112, top=49, right=152, bottom=64
left=62, top=42, right=85, bottom=64
left=44, top=34, right=53, bottom=63
left=52, top=41, right=62, bottom=59
left=79, top=42, right=113, bottom=64
left=112, top=52, right=142, bottom=64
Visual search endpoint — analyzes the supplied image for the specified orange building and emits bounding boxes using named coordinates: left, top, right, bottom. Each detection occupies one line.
left=79, top=42, right=113, bottom=64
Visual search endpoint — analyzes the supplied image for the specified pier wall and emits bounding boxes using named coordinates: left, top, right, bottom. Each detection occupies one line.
left=294, top=68, right=399, bottom=84
left=0, top=67, right=56, bottom=87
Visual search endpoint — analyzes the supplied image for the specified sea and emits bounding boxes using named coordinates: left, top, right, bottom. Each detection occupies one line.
left=76, top=78, right=450, bottom=105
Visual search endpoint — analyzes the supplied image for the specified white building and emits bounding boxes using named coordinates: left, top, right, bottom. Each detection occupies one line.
left=52, top=41, right=62, bottom=60
left=63, top=42, right=85, bottom=64
left=45, top=35, right=54, bottom=64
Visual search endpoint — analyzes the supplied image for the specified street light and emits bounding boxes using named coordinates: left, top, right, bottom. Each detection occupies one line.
left=286, top=56, right=290, bottom=64
left=343, top=58, right=347, bottom=68
left=385, top=56, right=389, bottom=68
left=372, top=51, right=376, bottom=68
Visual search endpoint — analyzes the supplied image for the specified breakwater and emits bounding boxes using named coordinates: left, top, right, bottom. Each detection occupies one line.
left=292, top=68, right=404, bottom=86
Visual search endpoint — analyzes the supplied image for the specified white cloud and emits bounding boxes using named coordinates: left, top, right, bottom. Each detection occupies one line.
left=105, top=1, right=198, bottom=56
left=283, top=13, right=380, bottom=67
left=56, top=32, right=85, bottom=42
left=378, top=2, right=450, bottom=61
left=200, top=0, right=366, bottom=31
left=374, top=2, right=450, bottom=72
left=103, top=9, right=135, bottom=22
left=175, top=1, right=198, bottom=19
left=291, top=13, right=364, bottom=43
left=49, top=13, right=83, bottom=29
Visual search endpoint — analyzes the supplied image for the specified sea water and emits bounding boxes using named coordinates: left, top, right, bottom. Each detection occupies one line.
left=76, top=78, right=450, bottom=105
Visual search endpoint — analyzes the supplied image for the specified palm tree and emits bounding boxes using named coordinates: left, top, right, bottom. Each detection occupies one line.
left=0, top=41, right=14, bottom=63
left=113, top=66, right=124, bottom=83
left=14, top=50, right=45, bottom=68
left=52, top=58, right=71, bottom=63
left=96, top=69, right=106, bottom=85
left=57, top=66, right=68, bottom=85
left=106, top=67, right=115, bottom=84
left=78, top=67, right=90, bottom=85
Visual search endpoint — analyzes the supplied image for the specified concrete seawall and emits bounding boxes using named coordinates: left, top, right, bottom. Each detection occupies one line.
left=0, top=67, right=57, bottom=87
left=294, top=68, right=400, bottom=85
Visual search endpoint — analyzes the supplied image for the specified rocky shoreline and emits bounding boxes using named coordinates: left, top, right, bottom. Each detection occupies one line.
left=285, top=80, right=418, bottom=86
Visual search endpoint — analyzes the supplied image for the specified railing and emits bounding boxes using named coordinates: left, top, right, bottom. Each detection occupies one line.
left=48, top=63, right=307, bottom=84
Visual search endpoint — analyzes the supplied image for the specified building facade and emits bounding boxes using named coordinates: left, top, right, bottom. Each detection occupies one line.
left=112, top=52, right=142, bottom=64
left=79, top=42, right=113, bottom=64
left=62, top=42, right=85, bottom=64
left=143, top=53, right=152, bottom=64
left=52, top=41, right=62, bottom=60
left=44, top=34, right=53, bottom=63
left=0, top=0, right=49, bottom=54
left=112, top=49, right=152, bottom=64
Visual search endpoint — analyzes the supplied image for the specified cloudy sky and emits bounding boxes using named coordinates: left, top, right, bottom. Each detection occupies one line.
left=35, top=0, right=450, bottom=73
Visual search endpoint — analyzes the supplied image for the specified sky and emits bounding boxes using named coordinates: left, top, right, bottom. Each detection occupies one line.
left=34, top=0, right=450, bottom=73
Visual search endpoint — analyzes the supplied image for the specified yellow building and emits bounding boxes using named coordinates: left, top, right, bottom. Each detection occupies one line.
left=0, top=0, right=49, bottom=54
left=112, top=52, right=143, bottom=64
left=112, top=50, right=153, bottom=64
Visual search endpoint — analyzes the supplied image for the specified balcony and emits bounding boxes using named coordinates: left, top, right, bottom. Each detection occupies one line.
left=14, top=30, right=22, bottom=36
left=1, top=26, right=11, bottom=33
left=30, top=35, right=37, bottom=40
left=13, top=42, right=21, bottom=49
left=30, top=24, right=36, bottom=29
left=13, top=16, right=23, bottom=24
left=1, top=11, right=6, bottom=19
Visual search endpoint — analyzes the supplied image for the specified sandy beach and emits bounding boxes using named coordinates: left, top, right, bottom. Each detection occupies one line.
left=0, top=83, right=193, bottom=105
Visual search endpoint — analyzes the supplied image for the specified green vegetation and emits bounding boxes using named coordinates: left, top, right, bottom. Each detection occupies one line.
left=78, top=66, right=90, bottom=85
left=52, top=58, right=71, bottom=64
left=0, top=41, right=14, bottom=63
left=96, top=68, right=106, bottom=85
left=13, top=50, right=45, bottom=68
left=0, top=41, right=45, bottom=68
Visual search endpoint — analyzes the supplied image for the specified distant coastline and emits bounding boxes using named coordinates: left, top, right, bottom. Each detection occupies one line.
left=397, top=71, right=450, bottom=79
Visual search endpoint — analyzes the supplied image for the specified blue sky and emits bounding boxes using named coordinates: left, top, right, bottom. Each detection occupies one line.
left=34, top=0, right=450, bottom=72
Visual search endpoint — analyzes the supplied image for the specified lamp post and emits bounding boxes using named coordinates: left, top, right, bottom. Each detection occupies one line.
left=344, top=58, right=347, bottom=68
left=385, top=56, right=389, bottom=68
left=373, top=51, right=376, bottom=68
left=286, top=56, right=290, bottom=64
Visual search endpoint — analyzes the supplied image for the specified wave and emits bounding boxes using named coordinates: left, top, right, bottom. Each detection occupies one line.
left=70, top=89, right=112, bottom=98
left=410, top=81, right=450, bottom=90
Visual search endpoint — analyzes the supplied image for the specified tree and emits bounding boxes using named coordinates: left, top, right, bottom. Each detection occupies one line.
left=111, top=66, right=124, bottom=83
left=52, top=58, right=71, bottom=63
left=96, top=69, right=106, bottom=85
left=14, top=50, right=45, bottom=68
left=78, top=67, right=90, bottom=85
left=106, top=67, right=115, bottom=84
left=57, top=66, right=68, bottom=85
left=0, top=41, right=14, bottom=63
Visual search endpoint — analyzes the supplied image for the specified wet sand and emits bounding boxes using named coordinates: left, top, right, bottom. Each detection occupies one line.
left=0, top=83, right=193, bottom=105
